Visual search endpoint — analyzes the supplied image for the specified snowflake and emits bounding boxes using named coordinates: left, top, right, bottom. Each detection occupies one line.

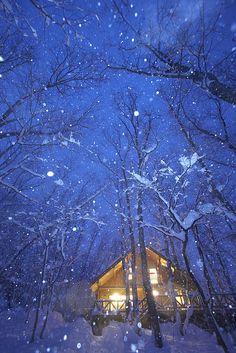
left=131, top=344, right=137, bottom=352
left=55, top=179, right=64, bottom=186
left=47, top=171, right=54, bottom=177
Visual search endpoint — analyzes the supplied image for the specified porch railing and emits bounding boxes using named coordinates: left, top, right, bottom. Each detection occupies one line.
left=94, top=293, right=236, bottom=315
left=94, top=299, right=126, bottom=313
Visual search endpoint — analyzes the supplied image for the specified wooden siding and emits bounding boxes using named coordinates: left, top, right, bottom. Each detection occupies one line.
left=91, top=247, right=195, bottom=300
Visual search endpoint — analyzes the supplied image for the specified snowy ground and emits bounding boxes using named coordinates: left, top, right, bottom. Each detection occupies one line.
left=0, top=308, right=234, bottom=353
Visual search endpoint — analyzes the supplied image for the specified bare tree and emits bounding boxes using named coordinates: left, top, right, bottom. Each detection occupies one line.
left=99, top=89, right=163, bottom=346
left=0, top=181, right=105, bottom=342
left=97, top=133, right=140, bottom=324
left=131, top=157, right=235, bottom=353
left=107, top=0, right=236, bottom=105
left=0, top=2, right=102, bottom=202
left=160, top=90, right=236, bottom=218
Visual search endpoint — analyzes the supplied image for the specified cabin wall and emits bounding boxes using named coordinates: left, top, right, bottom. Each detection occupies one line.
left=92, top=248, right=196, bottom=301
left=97, top=267, right=126, bottom=300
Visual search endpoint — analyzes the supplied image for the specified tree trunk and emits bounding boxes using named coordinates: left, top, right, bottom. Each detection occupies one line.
left=182, top=231, right=230, bottom=353
left=122, top=168, right=139, bottom=319
left=137, top=192, right=163, bottom=347
left=207, top=228, right=235, bottom=293
left=30, top=243, right=49, bottom=343
left=121, top=243, right=131, bottom=320
left=166, top=257, right=180, bottom=325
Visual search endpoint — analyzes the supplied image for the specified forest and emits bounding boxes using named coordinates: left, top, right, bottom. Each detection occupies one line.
left=0, top=1, right=236, bottom=352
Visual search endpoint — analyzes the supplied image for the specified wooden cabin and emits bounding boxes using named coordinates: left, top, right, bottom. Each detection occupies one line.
left=91, top=246, right=197, bottom=313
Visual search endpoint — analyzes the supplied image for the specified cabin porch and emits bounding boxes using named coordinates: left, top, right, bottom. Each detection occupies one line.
left=93, top=293, right=236, bottom=318
left=94, top=293, right=200, bottom=315
left=90, top=247, right=236, bottom=331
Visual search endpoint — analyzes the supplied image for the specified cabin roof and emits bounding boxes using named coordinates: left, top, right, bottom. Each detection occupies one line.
left=90, top=245, right=174, bottom=286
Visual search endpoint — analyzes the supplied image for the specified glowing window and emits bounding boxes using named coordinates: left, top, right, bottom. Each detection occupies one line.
left=149, top=268, right=158, bottom=284
left=109, top=293, right=126, bottom=310
left=160, top=258, right=167, bottom=267
left=153, top=290, right=159, bottom=296
left=128, top=267, right=132, bottom=280
left=109, top=293, right=126, bottom=301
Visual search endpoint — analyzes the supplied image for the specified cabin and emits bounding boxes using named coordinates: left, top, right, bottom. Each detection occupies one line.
left=90, top=246, right=236, bottom=336
left=90, top=246, right=198, bottom=315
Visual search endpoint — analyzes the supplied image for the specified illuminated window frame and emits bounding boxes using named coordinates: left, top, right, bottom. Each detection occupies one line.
left=128, top=267, right=132, bottom=281
left=149, top=268, right=158, bottom=284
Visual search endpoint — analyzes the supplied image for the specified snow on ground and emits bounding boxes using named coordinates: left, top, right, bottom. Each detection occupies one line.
left=0, top=308, right=231, bottom=353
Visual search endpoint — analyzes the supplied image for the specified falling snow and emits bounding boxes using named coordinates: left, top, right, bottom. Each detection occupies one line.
left=47, top=171, right=55, bottom=177
left=0, top=1, right=235, bottom=353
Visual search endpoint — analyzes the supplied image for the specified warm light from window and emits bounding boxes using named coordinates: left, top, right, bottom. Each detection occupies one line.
left=175, top=296, right=184, bottom=304
left=160, top=258, right=167, bottom=267
left=109, top=293, right=126, bottom=301
left=128, top=267, right=132, bottom=280
left=149, top=268, right=158, bottom=284
left=153, top=290, right=159, bottom=296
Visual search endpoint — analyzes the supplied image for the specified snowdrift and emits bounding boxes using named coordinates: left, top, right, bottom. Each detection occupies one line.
left=0, top=308, right=229, bottom=353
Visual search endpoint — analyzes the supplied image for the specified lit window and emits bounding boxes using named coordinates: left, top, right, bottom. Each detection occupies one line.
left=109, top=293, right=126, bottom=310
left=160, top=258, right=167, bottom=267
left=128, top=267, right=132, bottom=280
left=109, top=293, right=126, bottom=301
left=149, top=268, right=158, bottom=284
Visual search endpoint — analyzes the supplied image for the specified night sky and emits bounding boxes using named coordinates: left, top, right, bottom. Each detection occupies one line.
left=0, top=0, right=236, bottom=281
